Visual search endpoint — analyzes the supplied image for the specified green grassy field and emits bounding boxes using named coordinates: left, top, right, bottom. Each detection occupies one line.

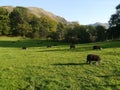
left=0, top=36, right=120, bottom=90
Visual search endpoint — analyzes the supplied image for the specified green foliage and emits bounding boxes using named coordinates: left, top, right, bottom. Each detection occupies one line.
left=64, top=25, right=102, bottom=43
left=96, top=26, right=106, bottom=41
left=9, top=7, right=32, bottom=36
left=87, top=26, right=97, bottom=42
left=116, top=4, right=120, bottom=9
left=0, top=6, right=109, bottom=43
left=17, top=23, right=32, bottom=37
left=0, top=7, right=8, bottom=15
left=48, top=31, right=59, bottom=41
left=77, top=25, right=90, bottom=43
left=39, top=16, right=57, bottom=38
left=108, top=4, right=120, bottom=40
left=0, top=8, right=10, bottom=35
left=56, top=22, right=66, bottom=40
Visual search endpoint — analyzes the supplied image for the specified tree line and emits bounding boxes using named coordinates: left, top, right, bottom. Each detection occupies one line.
left=107, top=4, right=120, bottom=40
left=1, top=6, right=117, bottom=43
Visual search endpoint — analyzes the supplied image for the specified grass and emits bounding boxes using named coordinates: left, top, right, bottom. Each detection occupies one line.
left=0, top=36, right=120, bottom=90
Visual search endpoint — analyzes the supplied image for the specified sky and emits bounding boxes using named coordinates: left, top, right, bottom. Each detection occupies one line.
left=0, top=0, right=119, bottom=25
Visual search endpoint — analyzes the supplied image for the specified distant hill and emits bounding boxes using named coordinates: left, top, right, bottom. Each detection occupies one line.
left=0, top=6, right=68, bottom=24
left=88, top=22, right=109, bottom=29
left=1, top=6, right=14, bottom=12
left=0, top=6, right=110, bottom=28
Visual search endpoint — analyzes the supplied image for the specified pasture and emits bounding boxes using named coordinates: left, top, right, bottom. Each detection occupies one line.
left=0, top=37, right=120, bottom=90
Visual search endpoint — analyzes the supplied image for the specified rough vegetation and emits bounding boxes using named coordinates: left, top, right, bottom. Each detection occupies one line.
left=0, top=4, right=120, bottom=42
left=0, top=3, right=120, bottom=90
left=0, top=6, right=107, bottom=43
left=108, top=4, right=120, bottom=40
left=0, top=37, right=119, bottom=90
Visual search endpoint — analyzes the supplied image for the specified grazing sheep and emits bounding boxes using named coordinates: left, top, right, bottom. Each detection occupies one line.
left=22, top=46, right=27, bottom=50
left=93, top=46, right=102, bottom=50
left=37, top=41, right=43, bottom=44
left=37, top=42, right=39, bottom=44
left=47, top=45, right=51, bottom=48
left=86, top=54, right=101, bottom=64
left=70, top=44, right=75, bottom=49
left=53, top=44, right=57, bottom=46
left=12, top=41, right=16, bottom=43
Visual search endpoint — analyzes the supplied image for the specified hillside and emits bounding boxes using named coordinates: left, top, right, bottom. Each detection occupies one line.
left=27, top=7, right=67, bottom=24
left=89, top=22, right=109, bottom=29
left=1, top=6, right=68, bottom=24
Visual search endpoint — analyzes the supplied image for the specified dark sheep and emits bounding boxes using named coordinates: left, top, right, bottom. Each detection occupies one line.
left=86, top=54, right=101, bottom=64
left=37, top=42, right=43, bottom=44
left=22, top=46, right=27, bottom=50
left=93, top=46, right=102, bottom=50
left=70, top=44, right=75, bottom=49
left=47, top=45, right=51, bottom=48
left=53, top=44, right=58, bottom=46
left=12, top=41, right=16, bottom=43
left=17, top=40, right=20, bottom=42
left=37, top=42, right=40, bottom=44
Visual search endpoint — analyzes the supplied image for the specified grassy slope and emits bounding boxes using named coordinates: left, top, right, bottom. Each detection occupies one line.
left=0, top=37, right=120, bottom=90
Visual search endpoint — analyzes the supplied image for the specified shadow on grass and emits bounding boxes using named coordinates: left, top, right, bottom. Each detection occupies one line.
left=0, top=40, right=67, bottom=48
left=37, top=46, right=93, bottom=52
left=97, top=74, right=120, bottom=78
left=0, top=39, right=119, bottom=49
left=41, top=49, right=93, bottom=52
left=38, top=49, right=70, bottom=52
left=98, top=40, right=120, bottom=49
left=82, top=84, right=120, bottom=88
left=0, top=40, right=93, bottom=53
left=52, top=62, right=87, bottom=66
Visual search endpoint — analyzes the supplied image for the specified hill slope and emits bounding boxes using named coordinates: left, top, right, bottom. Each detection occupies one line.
left=1, top=6, right=68, bottom=24
left=89, top=22, right=109, bottom=29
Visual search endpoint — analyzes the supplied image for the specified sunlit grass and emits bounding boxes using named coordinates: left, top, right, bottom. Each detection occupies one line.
left=0, top=37, right=120, bottom=90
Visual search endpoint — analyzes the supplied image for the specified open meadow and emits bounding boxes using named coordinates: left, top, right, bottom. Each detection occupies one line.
left=0, top=37, right=120, bottom=90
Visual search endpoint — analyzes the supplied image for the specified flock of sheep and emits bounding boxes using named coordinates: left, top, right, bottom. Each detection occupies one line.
left=69, top=44, right=102, bottom=65
left=20, top=42, right=102, bottom=65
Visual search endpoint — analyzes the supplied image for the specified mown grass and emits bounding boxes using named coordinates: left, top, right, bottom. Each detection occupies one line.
left=0, top=36, right=120, bottom=90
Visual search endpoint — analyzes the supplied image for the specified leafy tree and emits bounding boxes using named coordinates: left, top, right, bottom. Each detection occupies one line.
left=30, top=16, right=42, bottom=38
left=108, top=4, right=120, bottom=39
left=77, top=25, right=90, bottom=43
left=39, top=16, right=57, bottom=38
left=9, top=7, right=32, bottom=36
left=64, top=24, right=90, bottom=43
left=96, top=26, right=106, bottom=41
left=0, top=7, right=10, bottom=35
left=55, top=22, right=66, bottom=40
left=0, top=7, right=8, bottom=15
left=87, top=26, right=97, bottom=42
left=48, top=31, right=59, bottom=41
left=64, top=25, right=78, bottom=43
left=16, top=23, right=32, bottom=37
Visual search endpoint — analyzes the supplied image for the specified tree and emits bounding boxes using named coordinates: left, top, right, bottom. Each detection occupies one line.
left=108, top=4, right=120, bottom=39
left=30, top=16, right=42, bottom=38
left=87, top=26, right=97, bottom=42
left=48, top=31, right=59, bottom=41
left=39, top=16, right=57, bottom=39
left=96, top=26, right=106, bottom=41
left=64, top=24, right=91, bottom=43
left=55, top=22, right=66, bottom=40
left=0, top=7, right=10, bottom=35
left=9, top=7, right=32, bottom=36
left=16, top=23, right=32, bottom=37
left=77, top=25, right=90, bottom=43
left=64, top=24, right=79, bottom=43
